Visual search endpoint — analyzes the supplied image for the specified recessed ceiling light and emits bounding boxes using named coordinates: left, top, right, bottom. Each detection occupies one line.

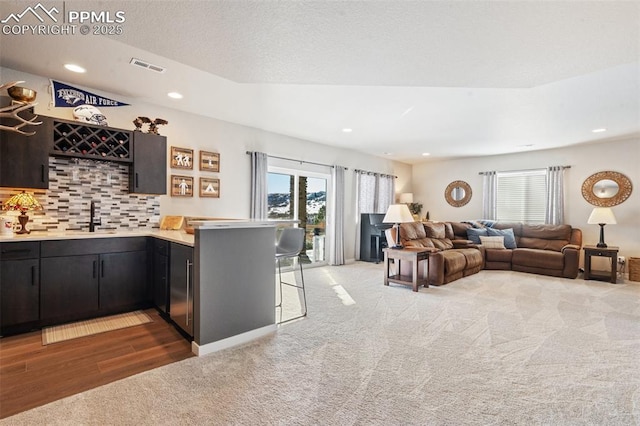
left=64, top=64, right=86, bottom=73
left=422, top=152, right=430, bottom=156
left=592, top=128, right=607, bottom=133
left=342, top=128, right=352, bottom=133
left=167, top=92, right=183, bottom=99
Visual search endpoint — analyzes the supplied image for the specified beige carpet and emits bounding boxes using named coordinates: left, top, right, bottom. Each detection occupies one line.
left=42, top=310, right=152, bottom=345
left=5, top=264, right=639, bottom=425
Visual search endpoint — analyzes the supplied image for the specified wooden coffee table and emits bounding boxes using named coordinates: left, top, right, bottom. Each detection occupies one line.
left=383, top=247, right=434, bottom=292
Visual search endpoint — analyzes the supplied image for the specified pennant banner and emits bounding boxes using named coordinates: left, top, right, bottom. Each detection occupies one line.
left=50, top=80, right=129, bottom=108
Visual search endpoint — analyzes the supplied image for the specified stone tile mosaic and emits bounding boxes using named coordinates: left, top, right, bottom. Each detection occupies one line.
left=0, top=157, right=160, bottom=232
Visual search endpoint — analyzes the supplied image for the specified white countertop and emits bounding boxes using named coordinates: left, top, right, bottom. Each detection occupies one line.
left=191, top=219, right=286, bottom=229
left=0, top=229, right=195, bottom=246
left=0, top=220, right=297, bottom=245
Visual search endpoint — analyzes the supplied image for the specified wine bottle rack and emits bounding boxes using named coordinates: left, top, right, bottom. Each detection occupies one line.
left=51, top=119, right=132, bottom=163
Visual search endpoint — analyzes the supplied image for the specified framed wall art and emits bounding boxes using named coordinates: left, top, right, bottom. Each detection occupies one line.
left=171, top=146, right=194, bottom=169
left=200, top=177, right=220, bottom=198
left=171, top=175, right=194, bottom=197
left=200, top=151, right=220, bottom=172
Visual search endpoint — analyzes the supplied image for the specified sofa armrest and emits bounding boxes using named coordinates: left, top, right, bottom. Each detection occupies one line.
left=561, top=244, right=580, bottom=254
left=562, top=245, right=580, bottom=278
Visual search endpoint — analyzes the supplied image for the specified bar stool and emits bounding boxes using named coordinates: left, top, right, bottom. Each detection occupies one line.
left=275, top=227, right=307, bottom=324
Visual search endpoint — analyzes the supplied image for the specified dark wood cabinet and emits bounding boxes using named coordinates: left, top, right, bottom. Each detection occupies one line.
left=40, top=237, right=150, bottom=325
left=0, top=117, right=50, bottom=189
left=170, top=243, right=194, bottom=336
left=41, top=254, right=100, bottom=323
left=130, top=131, right=167, bottom=194
left=100, top=250, right=148, bottom=311
left=153, top=239, right=169, bottom=314
left=0, top=242, right=41, bottom=333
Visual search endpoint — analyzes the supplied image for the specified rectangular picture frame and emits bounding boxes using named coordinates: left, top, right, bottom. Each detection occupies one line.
left=170, top=146, right=194, bottom=169
left=200, top=177, right=220, bottom=198
left=171, top=175, right=194, bottom=197
left=200, top=151, right=220, bottom=172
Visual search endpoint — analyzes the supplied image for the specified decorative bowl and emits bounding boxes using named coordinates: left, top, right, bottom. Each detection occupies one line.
left=7, top=86, right=37, bottom=102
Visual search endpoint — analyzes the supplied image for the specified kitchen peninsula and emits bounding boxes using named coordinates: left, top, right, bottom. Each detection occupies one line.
left=0, top=220, right=278, bottom=356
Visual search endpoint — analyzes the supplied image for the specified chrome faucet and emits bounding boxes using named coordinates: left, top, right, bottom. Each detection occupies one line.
left=89, top=201, right=102, bottom=232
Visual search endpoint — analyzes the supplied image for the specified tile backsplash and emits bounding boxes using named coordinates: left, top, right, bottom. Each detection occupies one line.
left=0, top=157, right=160, bottom=232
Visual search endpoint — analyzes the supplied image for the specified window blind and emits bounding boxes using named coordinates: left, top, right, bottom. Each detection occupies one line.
left=496, top=169, right=546, bottom=223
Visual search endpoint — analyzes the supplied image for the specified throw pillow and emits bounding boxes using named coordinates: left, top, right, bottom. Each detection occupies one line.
left=466, top=227, right=488, bottom=244
left=479, top=236, right=506, bottom=249
left=486, top=227, right=517, bottom=249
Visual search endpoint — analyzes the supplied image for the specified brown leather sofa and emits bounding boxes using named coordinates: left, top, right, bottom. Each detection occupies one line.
left=386, top=222, right=483, bottom=286
left=449, top=221, right=583, bottom=279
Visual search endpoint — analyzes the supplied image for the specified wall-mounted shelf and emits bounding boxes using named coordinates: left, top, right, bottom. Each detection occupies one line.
left=51, top=118, right=132, bottom=163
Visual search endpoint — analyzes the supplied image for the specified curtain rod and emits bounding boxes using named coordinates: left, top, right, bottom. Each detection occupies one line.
left=479, top=165, right=571, bottom=175
left=245, top=151, right=348, bottom=170
left=354, top=169, right=397, bottom=178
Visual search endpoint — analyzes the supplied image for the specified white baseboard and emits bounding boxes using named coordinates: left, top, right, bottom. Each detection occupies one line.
left=192, top=324, right=278, bottom=357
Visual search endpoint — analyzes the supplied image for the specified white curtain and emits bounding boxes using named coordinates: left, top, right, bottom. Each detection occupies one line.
left=356, top=172, right=377, bottom=214
left=249, top=152, right=268, bottom=219
left=355, top=171, right=394, bottom=215
left=329, top=166, right=345, bottom=265
left=545, top=166, right=565, bottom=225
left=377, top=175, right=394, bottom=213
left=355, top=170, right=396, bottom=260
left=482, top=171, right=497, bottom=220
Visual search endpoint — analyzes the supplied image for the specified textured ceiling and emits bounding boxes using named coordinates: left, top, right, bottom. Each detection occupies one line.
left=1, top=0, right=639, bottom=163
left=104, top=0, right=640, bottom=88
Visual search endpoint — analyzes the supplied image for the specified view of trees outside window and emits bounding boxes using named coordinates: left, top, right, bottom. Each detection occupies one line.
left=267, top=172, right=327, bottom=264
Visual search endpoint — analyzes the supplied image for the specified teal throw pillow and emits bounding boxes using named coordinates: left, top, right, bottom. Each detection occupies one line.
left=487, top=228, right=517, bottom=249
left=466, top=227, right=488, bottom=244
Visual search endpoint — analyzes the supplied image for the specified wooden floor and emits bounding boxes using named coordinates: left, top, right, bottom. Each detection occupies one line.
left=0, top=309, right=194, bottom=419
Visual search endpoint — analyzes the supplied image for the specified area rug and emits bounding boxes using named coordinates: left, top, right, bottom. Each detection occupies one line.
left=42, top=310, right=152, bottom=345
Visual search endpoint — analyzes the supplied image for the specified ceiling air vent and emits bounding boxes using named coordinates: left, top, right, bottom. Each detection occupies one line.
left=129, top=58, right=166, bottom=73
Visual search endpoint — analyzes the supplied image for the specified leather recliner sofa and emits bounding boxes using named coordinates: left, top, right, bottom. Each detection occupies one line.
left=386, top=221, right=483, bottom=286
left=449, top=221, right=583, bottom=279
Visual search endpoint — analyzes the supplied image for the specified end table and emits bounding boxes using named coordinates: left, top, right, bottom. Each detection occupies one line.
left=383, top=247, right=433, bottom=292
left=583, top=245, right=619, bottom=284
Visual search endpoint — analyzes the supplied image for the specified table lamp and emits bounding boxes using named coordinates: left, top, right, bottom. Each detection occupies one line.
left=383, top=204, right=414, bottom=249
left=587, top=207, right=616, bottom=248
left=2, top=191, right=43, bottom=234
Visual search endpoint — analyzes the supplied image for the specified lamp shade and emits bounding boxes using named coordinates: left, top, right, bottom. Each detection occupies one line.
left=383, top=204, right=414, bottom=224
left=398, top=193, right=414, bottom=203
left=3, top=191, right=43, bottom=213
left=587, top=207, right=616, bottom=225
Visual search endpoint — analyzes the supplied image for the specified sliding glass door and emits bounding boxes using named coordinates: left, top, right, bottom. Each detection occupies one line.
left=267, top=169, right=328, bottom=266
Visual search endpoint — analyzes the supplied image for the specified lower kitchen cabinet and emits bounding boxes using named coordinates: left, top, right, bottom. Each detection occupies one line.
left=99, top=250, right=148, bottom=311
left=1, top=242, right=41, bottom=334
left=152, top=239, right=169, bottom=314
left=170, top=242, right=194, bottom=337
left=40, top=237, right=150, bottom=326
left=41, top=254, right=100, bottom=323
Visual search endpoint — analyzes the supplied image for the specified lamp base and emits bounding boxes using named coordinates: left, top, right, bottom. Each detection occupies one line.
left=596, top=223, right=607, bottom=248
left=16, top=213, right=30, bottom=234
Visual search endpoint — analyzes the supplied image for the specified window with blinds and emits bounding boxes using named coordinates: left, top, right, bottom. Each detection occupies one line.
left=496, top=169, right=546, bottom=223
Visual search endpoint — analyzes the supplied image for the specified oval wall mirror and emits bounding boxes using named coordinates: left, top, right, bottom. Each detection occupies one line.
left=445, top=180, right=472, bottom=207
left=581, top=171, right=632, bottom=207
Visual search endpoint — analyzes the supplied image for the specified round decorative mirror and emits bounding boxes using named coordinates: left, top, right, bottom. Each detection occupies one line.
left=445, top=180, right=472, bottom=207
left=581, top=171, right=632, bottom=207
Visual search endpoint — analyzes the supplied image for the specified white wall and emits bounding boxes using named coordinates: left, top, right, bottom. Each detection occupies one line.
left=412, top=139, right=640, bottom=264
left=2, top=67, right=411, bottom=260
